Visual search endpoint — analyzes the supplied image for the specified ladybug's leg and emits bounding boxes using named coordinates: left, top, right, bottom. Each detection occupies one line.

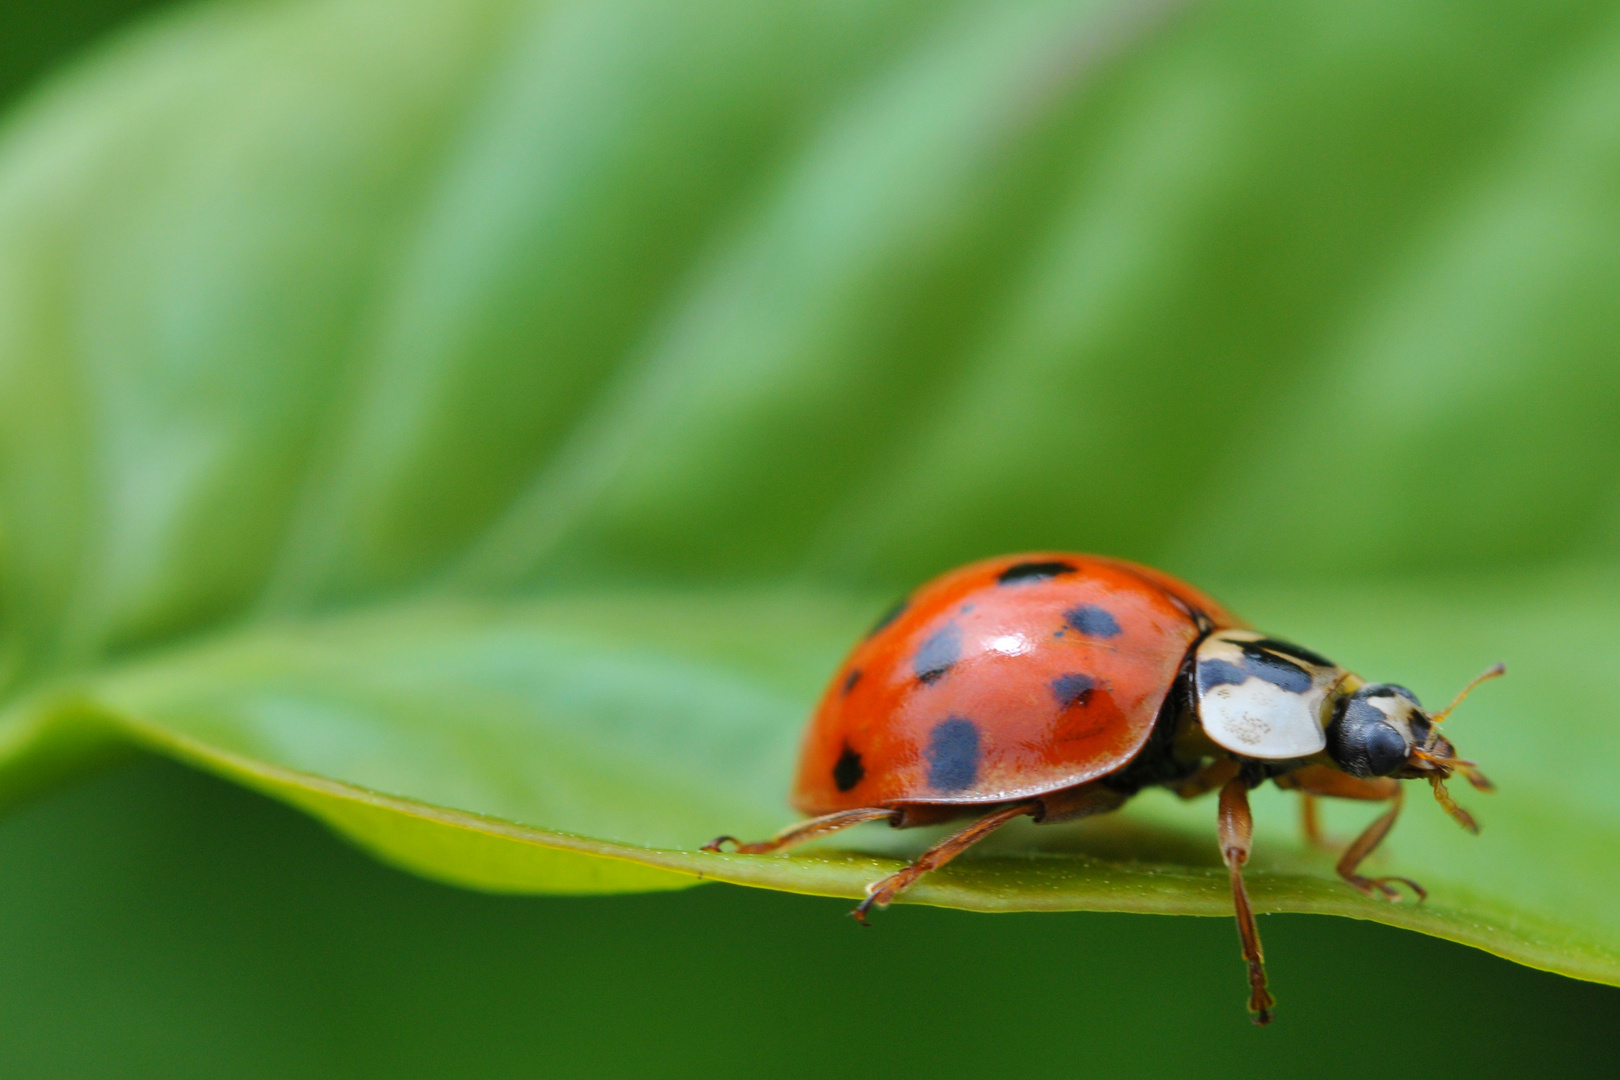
left=1217, top=777, right=1275, bottom=1026
left=1172, top=757, right=1238, bottom=799
left=1276, top=766, right=1419, bottom=902
left=703, top=807, right=896, bottom=855
left=1299, top=794, right=1333, bottom=850
left=1332, top=785, right=1421, bottom=902
left=852, top=800, right=1039, bottom=923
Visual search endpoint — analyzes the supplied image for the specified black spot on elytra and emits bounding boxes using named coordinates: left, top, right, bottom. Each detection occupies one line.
left=842, top=669, right=862, bottom=695
left=912, top=622, right=963, bottom=684
left=1051, top=672, right=1096, bottom=709
left=926, top=717, right=980, bottom=791
left=996, top=560, right=1078, bottom=585
left=1246, top=637, right=1335, bottom=669
left=867, top=599, right=907, bottom=638
left=1064, top=604, right=1121, bottom=638
left=833, top=745, right=865, bottom=792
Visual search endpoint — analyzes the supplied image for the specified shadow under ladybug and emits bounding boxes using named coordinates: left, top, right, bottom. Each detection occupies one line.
left=703, top=553, right=1498, bottom=1025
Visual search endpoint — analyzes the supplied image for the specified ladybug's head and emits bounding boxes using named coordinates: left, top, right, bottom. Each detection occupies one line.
left=1325, top=666, right=1502, bottom=830
left=1325, top=684, right=1428, bottom=778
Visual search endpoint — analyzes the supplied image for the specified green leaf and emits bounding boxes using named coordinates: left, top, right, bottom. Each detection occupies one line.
left=0, top=0, right=1618, bottom=991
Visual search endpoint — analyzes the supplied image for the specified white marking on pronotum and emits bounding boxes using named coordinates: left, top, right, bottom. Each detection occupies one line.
left=1194, top=630, right=1342, bottom=760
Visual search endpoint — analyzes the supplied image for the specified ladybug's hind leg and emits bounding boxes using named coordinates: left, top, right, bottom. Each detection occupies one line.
left=853, top=801, right=1040, bottom=923
left=703, top=807, right=897, bottom=855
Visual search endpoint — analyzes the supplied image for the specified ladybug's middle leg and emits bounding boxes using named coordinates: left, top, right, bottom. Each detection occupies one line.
left=1275, top=765, right=1420, bottom=902
left=1172, top=757, right=1239, bottom=799
left=1299, top=794, right=1332, bottom=850
left=853, top=800, right=1040, bottom=923
left=1217, top=777, right=1275, bottom=1026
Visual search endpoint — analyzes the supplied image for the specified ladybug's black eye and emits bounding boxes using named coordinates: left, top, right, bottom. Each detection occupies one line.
left=1362, top=722, right=1408, bottom=777
left=1328, top=692, right=1414, bottom=778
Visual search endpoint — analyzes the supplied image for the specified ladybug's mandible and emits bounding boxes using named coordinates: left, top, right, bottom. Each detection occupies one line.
left=705, top=553, right=1498, bottom=1024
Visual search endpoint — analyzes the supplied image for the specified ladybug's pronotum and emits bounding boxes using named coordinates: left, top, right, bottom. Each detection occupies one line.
left=705, top=553, right=1498, bottom=1024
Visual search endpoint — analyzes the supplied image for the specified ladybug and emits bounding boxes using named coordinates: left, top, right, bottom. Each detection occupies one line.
left=704, top=553, right=1498, bottom=1024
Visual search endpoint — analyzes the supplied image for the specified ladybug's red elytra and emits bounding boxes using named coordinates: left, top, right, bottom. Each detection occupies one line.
left=704, top=553, right=1498, bottom=1025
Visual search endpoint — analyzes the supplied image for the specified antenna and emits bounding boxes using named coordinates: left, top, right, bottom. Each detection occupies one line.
left=1431, top=662, right=1505, bottom=724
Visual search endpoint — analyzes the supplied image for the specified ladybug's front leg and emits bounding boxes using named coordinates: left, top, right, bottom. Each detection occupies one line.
left=1275, top=766, right=1421, bottom=902
left=1217, top=777, right=1275, bottom=1026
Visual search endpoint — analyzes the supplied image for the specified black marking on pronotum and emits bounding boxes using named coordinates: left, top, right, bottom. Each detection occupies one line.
left=1051, top=672, right=1096, bottom=709
left=1236, top=642, right=1313, bottom=693
left=926, top=717, right=980, bottom=791
left=842, top=669, right=862, bottom=695
left=1198, top=658, right=1250, bottom=691
left=996, top=560, right=1078, bottom=585
left=833, top=745, right=865, bottom=792
left=1064, top=604, right=1121, bottom=639
left=867, top=599, right=907, bottom=638
left=1198, top=649, right=1312, bottom=695
left=912, top=622, right=963, bottom=684
left=1245, top=637, right=1335, bottom=669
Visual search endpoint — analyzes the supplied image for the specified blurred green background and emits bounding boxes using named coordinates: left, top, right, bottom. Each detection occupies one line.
left=1, top=0, right=1619, bottom=1075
